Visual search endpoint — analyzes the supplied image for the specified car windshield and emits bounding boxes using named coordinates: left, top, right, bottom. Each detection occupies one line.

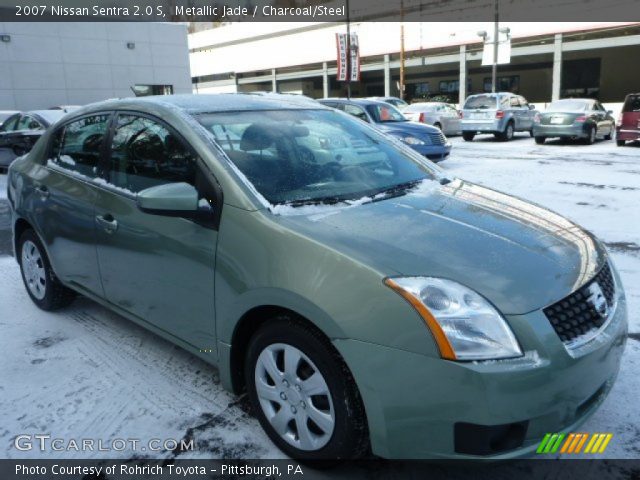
left=195, top=109, right=435, bottom=206
left=365, top=104, right=407, bottom=123
left=548, top=99, right=589, bottom=111
left=464, top=95, right=498, bottom=110
left=405, top=103, right=439, bottom=113
left=623, top=95, right=640, bottom=112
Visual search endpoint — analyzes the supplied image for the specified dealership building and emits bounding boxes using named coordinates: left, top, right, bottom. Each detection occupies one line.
left=0, top=22, right=192, bottom=111
left=189, top=21, right=640, bottom=106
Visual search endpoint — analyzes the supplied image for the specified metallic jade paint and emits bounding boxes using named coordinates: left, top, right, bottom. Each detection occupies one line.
left=9, top=95, right=627, bottom=459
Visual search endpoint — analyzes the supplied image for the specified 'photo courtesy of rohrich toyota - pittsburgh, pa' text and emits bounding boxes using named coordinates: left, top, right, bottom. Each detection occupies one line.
left=0, top=0, right=639, bottom=478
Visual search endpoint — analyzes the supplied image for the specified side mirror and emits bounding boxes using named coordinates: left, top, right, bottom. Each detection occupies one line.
left=607, top=110, right=613, bottom=115
left=529, top=104, right=536, bottom=110
left=137, top=182, right=199, bottom=216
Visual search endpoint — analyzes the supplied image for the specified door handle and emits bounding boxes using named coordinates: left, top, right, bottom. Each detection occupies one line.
left=34, top=185, right=50, bottom=199
left=96, top=214, right=118, bottom=234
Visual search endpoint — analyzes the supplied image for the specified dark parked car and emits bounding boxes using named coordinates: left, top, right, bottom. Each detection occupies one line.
left=616, top=93, right=640, bottom=146
left=532, top=99, right=615, bottom=145
left=0, top=110, right=68, bottom=171
left=461, top=92, right=537, bottom=141
left=319, top=98, right=452, bottom=162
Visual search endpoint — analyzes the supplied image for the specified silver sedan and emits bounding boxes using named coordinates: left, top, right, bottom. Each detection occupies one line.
left=403, top=102, right=461, bottom=136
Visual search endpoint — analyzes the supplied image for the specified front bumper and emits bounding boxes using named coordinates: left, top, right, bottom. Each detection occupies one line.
left=410, top=143, right=452, bottom=162
left=533, top=124, right=587, bottom=138
left=334, top=292, right=627, bottom=459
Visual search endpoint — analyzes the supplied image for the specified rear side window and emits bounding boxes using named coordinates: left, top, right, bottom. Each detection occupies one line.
left=464, top=95, right=497, bottom=110
left=17, top=115, right=43, bottom=131
left=50, top=114, right=110, bottom=177
left=0, top=114, right=20, bottom=132
left=107, top=114, right=199, bottom=194
left=623, top=95, right=640, bottom=112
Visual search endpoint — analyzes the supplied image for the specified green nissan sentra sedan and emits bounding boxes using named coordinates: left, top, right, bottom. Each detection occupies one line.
left=7, top=94, right=627, bottom=460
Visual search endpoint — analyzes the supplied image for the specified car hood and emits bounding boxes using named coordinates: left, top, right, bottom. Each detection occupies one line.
left=376, top=121, right=440, bottom=136
left=273, top=179, right=605, bottom=315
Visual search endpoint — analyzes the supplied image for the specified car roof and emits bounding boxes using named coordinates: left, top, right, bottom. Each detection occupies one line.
left=320, top=98, right=389, bottom=107
left=75, top=93, right=328, bottom=117
left=26, top=109, right=67, bottom=125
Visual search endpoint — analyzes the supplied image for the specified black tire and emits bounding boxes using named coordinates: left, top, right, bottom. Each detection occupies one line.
left=616, top=139, right=626, bottom=147
left=434, top=122, right=442, bottom=131
left=245, top=316, right=369, bottom=460
left=462, top=131, right=475, bottom=142
left=584, top=126, right=596, bottom=145
left=497, top=121, right=515, bottom=141
left=534, top=136, right=546, bottom=145
left=604, top=132, right=612, bottom=141
left=18, top=229, right=75, bottom=311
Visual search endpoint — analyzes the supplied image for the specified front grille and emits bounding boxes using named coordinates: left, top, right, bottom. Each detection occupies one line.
left=543, top=262, right=615, bottom=344
left=425, top=131, right=446, bottom=145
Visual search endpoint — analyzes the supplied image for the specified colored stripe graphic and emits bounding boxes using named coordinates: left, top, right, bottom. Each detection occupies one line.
left=539, top=433, right=612, bottom=454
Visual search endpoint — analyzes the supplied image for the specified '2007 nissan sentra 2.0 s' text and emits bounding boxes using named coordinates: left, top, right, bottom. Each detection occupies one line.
left=7, top=94, right=627, bottom=459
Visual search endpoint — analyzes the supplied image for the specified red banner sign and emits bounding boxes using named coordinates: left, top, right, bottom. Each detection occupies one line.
left=336, top=33, right=348, bottom=82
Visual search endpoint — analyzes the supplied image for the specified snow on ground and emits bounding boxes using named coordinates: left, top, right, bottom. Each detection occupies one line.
left=0, top=135, right=638, bottom=461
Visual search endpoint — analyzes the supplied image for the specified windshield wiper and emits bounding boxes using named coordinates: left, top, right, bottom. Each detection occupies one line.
left=275, top=196, right=347, bottom=208
left=372, top=179, right=424, bottom=200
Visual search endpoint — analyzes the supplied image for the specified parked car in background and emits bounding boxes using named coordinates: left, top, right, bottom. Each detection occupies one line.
left=616, top=93, right=640, bottom=146
left=532, top=98, right=615, bottom=145
left=367, top=96, right=408, bottom=109
left=0, top=110, right=67, bottom=172
left=319, top=98, right=451, bottom=162
left=461, top=92, right=537, bottom=141
left=0, top=111, right=20, bottom=129
left=8, top=94, right=627, bottom=460
left=403, top=102, right=461, bottom=136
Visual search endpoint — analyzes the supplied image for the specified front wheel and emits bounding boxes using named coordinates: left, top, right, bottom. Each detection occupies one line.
left=18, top=229, right=75, bottom=310
left=462, top=131, right=475, bottom=142
left=245, top=317, right=369, bottom=460
left=534, top=136, right=546, bottom=145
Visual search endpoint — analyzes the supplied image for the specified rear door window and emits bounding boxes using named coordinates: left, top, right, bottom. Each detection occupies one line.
left=50, top=114, right=110, bottom=177
left=623, top=95, right=640, bottom=112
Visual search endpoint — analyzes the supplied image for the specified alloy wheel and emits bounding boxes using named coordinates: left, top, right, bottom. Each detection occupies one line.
left=21, top=240, right=46, bottom=300
left=254, top=343, right=335, bottom=451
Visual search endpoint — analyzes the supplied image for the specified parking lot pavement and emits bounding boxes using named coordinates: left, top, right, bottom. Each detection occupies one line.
left=0, top=136, right=638, bottom=462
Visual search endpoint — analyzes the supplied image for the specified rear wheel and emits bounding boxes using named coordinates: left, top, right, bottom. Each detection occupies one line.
left=245, top=317, right=369, bottom=460
left=462, top=131, right=475, bottom=142
left=434, top=122, right=442, bottom=131
left=534, top=136, right=546, bottom=145
left=497, top=121, right=515, bottom=141
left=616, top=139, right=626, bottom=147
left=18, top=229, right=75, bottom=310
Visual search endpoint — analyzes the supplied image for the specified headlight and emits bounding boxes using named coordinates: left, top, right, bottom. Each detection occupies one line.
left=384, top=277, right=522, bottom=361
left=390, top=133, right=425, bottom=145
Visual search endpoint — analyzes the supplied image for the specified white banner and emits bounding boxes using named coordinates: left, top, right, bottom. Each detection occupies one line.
left=349, top=33, right=360, bottom=82
left=481, top=31, right=511, bottom=65
left=336, top=33, right=348, bottom=82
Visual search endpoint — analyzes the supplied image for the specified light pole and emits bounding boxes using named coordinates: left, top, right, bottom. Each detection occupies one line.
left=477, top=0, right=510, bottom=94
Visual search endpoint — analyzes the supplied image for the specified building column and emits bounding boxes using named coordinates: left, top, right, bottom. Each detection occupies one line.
left=271, top=68, right=277, bottom=92
left=384, top=54, right=391, bottom=97
left=459, top=45, right=467, bottom=107
left=552, top=33, right=562, bottom=102
left=322, top=62, right=329, bottom=98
